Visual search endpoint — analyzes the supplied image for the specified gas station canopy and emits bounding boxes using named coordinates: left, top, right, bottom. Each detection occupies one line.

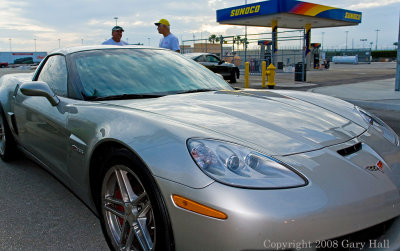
left=216, top=0, right=362, bottom=28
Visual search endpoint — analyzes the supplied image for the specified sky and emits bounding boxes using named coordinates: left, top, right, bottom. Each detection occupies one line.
left=0, top=0, right=399, bottom=52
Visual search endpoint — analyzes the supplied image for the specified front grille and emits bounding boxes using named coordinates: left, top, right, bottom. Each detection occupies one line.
left=318, top=217, right=397, bottom=251
left=337, top=142, right=362, bottom=157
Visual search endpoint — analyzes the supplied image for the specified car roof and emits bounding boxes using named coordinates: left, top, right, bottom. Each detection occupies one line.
left=183, top=53, right=214, bottom=58
left=48, top=45, right=163, bottom=56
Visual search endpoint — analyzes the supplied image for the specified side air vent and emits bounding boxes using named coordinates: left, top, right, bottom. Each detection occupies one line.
left=7, top=112, right=18, bottom=135
left=337, top=142, right=362, bottom=156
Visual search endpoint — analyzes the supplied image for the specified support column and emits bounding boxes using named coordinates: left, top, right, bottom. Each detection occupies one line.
left=245, top=62, right=249, bottom=88
left=272, top=20, right=278, bottom=66
left=220, top=35, right=224, bottom=57
left=305, top=24, right=312, bottom=71
left=396, top=11, right=399, bottom=91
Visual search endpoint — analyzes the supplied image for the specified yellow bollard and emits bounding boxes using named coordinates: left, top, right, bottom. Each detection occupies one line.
left=245, top=62, right=249, bottom=88
left=261, top=61, right=266, bottom=88
left=266, top=63, right=276, bottom=89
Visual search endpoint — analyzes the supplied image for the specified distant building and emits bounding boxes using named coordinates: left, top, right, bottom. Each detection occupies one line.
left=180, top=45, right=193, bottom=54
left=181, top=43, right=232, bottom=57
left=0, top=52, right=47, bottom=64
left=194, top=43, right=232, bottom=56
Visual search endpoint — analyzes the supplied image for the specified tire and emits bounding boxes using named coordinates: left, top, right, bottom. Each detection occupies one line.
left=229, top=71, right=237, bottom=83
left=97, top=148, right=174, bottom=251
left=0, top=110, right=17, bottom=161
left=0, top=65, right=4, bottom=68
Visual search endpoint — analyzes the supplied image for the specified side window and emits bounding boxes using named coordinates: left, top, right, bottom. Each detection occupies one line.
left=206, top=55, right=220, bottom=63
left=196, top=55, right=206, bottom=62
left=37, top=55, right=68, bottom=97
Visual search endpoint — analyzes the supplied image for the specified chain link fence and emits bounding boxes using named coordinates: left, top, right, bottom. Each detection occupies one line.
left=182, top=30, right=307, bottom=76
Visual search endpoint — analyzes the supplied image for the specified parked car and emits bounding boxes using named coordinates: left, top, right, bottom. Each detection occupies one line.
left=184, top=53, right=239, bottom=83
left=0, top=46, right=399, bottom=251
left=13, top=57, right=34, bottom=64
left=0, top=62, right=8, bottom=68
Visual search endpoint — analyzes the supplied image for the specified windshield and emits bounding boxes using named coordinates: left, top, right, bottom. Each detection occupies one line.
left=69, top=48, right=232, bottom=98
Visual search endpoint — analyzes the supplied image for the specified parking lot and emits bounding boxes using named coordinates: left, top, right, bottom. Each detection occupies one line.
left=233, top=61, right=397, bottom=89
left=0, top=62, right=399, bottom=250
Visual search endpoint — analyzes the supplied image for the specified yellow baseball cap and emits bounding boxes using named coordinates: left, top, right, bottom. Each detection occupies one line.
left=154, top=19, right=170, bottom=26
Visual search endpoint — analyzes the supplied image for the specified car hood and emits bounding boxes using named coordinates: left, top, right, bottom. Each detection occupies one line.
left=103, top=90, right=366, bottom=156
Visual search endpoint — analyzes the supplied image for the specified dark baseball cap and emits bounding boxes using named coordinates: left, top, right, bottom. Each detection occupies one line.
left=112, top=26, right=124, bottom=31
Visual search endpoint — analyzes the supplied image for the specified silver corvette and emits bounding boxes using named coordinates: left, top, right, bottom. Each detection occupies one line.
left=0, top=46, right=399, bottom=251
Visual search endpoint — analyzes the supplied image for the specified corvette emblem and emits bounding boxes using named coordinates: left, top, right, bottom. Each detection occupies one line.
left=366, top=161, right=384, bottom=173
left=72, top=145, right=85, bottom=155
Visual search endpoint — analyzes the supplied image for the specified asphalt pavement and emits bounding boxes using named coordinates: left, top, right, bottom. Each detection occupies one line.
left=310, top=78, right=400, bottom=135
left=0, top=159, right=109, bottom=250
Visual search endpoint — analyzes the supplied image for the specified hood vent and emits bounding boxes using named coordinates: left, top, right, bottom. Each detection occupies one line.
left=337, top=142, right=362, bottom=157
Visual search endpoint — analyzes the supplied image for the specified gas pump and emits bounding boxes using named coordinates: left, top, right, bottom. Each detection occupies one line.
left=311, top=43, right=321, bottom=69
left=258, top=40, right=272, bottom=72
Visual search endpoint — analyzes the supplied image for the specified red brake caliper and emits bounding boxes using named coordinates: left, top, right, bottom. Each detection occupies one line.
left=114, top=187, right=125, bottom=226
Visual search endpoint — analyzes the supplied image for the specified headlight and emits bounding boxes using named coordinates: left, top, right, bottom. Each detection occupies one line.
left=356, top=106, right=399, bottom=146
left=187, top=139, right=307, bottom=189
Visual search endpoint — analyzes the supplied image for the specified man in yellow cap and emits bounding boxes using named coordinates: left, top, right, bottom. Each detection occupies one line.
left=155, top=19, right=180, bottom=53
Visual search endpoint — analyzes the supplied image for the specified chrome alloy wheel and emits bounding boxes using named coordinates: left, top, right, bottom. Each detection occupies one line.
left=0, top=116, right=6, bottom=156
left=101, top=165, right=156, bottom=251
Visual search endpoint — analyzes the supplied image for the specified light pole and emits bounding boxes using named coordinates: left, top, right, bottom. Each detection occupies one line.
left=9, top=38, right=11, bottom=52
left=147, top=38, right=150, bottom=46
left=58, top=38, right=61, bottom=48
left=396, top=12, right=399, bottom=91
left=360, top=38, right=367, bottom=48
left=244, top=0, right=248, bottom=63
left=114, top=17, right=118, bottom=26
left=81, top=39, right=83, bottom=45
left=375, top=29, right=380, bottom=51
left=34, top=38, right=37, bottom=52
left=345, top=31, right=349, bottom=51
left=321, top=32, right=325, bottom=51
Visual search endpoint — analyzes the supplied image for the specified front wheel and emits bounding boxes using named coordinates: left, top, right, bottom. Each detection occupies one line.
left=98, top=148, right=174, bottom=251
left=0, top=111, right=16, bottom=161
left=229, top=71, right=237, bottom=83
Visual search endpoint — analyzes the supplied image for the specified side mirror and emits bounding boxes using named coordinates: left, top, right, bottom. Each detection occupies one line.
left=20, top=81, right=60, bottom=106
left=218, top=60, right=225, bottom=65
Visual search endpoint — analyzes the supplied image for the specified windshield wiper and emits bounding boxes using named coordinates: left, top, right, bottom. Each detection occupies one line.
left=85, top=93, right=164, bottom=101
left=174, top=89, right=217, bottom=95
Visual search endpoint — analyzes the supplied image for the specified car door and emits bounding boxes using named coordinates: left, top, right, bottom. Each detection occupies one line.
left=13, top=55, right=72, bottom=180
left=206, top=55, right=227, bottom=76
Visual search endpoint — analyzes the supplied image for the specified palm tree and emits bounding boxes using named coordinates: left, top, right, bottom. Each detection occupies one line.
left=209, top=34, right=217, bottom=44
left=235, top=36, right=241, bottom=49
left=240, top=38, right=248, bottom=50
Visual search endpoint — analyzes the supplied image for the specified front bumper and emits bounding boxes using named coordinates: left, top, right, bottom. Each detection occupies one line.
left=156, top=173, right=400, bottom=251
left=155, top=129, right=400, bottom=250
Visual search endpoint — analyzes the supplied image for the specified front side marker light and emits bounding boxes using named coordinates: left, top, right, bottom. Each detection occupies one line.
left=172, top=195, right=228, bottom=220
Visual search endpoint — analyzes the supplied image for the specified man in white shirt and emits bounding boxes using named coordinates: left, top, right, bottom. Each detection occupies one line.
left=102, top=26, right=129, bottom=46
left=154, top=19, right=180, bottom=52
